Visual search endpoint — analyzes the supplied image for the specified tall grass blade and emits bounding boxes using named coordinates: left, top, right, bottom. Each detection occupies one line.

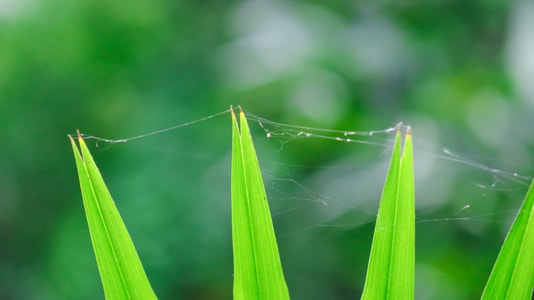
left=69, top=132, right=157, bottom=299
left=361, top=126, right=415, bottom=299
left=231, top=107, right=290, bottom=300
left=481, top=179, right=534, bottom=299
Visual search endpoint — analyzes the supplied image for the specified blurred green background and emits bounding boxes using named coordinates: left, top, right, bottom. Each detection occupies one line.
left=1, top=0, right=533, bottom=299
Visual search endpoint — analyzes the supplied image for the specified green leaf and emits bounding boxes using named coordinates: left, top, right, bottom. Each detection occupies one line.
left=361, top=126, right=415, bottom=300
left=69, top=132, right=157, bottom=300
left=481, top=179, right=534, bottom=300
left=231, top=107, right=290, bottom=300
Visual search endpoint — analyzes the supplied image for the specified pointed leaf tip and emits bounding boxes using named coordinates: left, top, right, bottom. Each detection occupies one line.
left=361, top=124, right=415, bottom=299
left=231, top=108, right=238, bottom=124
left=70, top=130, right=157, bottom=299
left=231, top=109, right=289, bottom=299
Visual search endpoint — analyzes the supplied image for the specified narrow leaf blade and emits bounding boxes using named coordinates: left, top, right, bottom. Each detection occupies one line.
left=231, top=108, right=290, bottom=300
left=389, top=127, right=415, bottom=298
left=70, top=133, right=157, bottom=300
left=482, top=179, right=534, bottom=300
left=361, top=127, right=415, bottom=299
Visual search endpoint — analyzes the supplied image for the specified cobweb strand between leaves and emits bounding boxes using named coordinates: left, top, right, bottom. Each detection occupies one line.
left=76, top=107, right=533, bottom=238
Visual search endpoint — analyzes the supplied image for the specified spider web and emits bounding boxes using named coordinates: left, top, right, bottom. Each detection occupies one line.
left=78, top=107, right=532, bottom=241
